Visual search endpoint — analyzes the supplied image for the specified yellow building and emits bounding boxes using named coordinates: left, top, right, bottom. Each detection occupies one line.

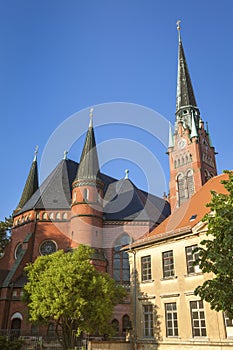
left=125, top=173, right=233, bottom=350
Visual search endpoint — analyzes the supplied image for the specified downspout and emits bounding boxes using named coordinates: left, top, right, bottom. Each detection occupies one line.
left=130, top=248, right=138, bottom=350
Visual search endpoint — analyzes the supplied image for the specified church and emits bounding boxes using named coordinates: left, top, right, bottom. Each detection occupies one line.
left=0, top=22, right=231, bottom=349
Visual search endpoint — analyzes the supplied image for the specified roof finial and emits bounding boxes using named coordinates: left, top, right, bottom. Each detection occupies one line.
left=33, top=145, right=38, bottom=162
left=89, top=108, right=94, bottom=127
left=176, top=20, right=181, bottom=42
left=63, top=150, right=68, bottom=160
left=125, top=169, right=129, bottom=179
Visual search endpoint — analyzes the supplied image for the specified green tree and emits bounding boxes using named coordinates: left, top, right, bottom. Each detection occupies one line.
left=23, top=245, right=127, bottom=349
left=194, top=170, right=233, bottom=318
left=0, top=216, right=13, bottom=255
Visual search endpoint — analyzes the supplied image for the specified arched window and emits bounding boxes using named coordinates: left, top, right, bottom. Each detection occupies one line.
left=47, top=323, right=56, bottom=336
left=177, top=173, right=186, bottom=206
left=42, top=212, right=47, bottom=220
left=83, top=188, right=89, bottom=201
left=49, top=212, right=54, bottom=220
left=187, top=170, right=194, bottom=197
left=113, top=234, right=131, bottom=284
left=111, top=319, right=119, bottom=336
left=62, top=212, right=67, bottom=220
left=122, top=315, right=131, bottom=335
left=56, top=212, right=61, bottom=220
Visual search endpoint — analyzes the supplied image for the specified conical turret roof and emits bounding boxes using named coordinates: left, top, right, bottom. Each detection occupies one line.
left=75, top=112, right=100, bottom=181
left=16, top=148, right=39, bottom=211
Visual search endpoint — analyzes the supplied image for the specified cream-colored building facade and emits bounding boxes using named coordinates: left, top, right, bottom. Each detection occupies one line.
left=125, top=174, right=233, bottom=350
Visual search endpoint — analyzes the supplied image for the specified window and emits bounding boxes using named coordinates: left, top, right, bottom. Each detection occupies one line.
left=15, top=243, right=23, bottom=260
left=186, top=245, right=201, bottom=274
left=165, top=303, right=178, bottom=337
left=39, top=240, right=57, bottom=256
left=141, top=256, right=152, bottom=281
left=162, top=250, right=174, bottom=278
left=122, top=315, right=131, bottom=335
left=56, top=212, right=61, bottom=220
left=83, top=188, right=89, bottom=201
left=177, top=174, right=186, bottom=205
left=143, top=305, right=154, bottom=337
left=49, top=212, right=54, bottom=220
left=190, top=300, right=207, bottom=337
left=111, top=319, right=119, bottom=336
left=47, top=323, right=56, bottom=336
left=42, top=212, right=47, bottom=220
left=224, top=313, right=233, bottom=338
left=187, top=170, right=194, bottom=197
left=62, top=212, right=67, bottom=220
left=113, top=234, right=131, bottom=284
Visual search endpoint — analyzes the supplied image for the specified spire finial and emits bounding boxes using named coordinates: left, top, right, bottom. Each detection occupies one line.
left=176, top=20, right=181, bottom=42
left=125, top=169, right=129, bottom=179
left=89, top=108, right=94, bottom=127
left=63, top=150, right=68, bottom=160
left=33, top=145, right=38, bottom=162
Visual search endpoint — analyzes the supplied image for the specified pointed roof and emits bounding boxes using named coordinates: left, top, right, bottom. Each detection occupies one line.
left=16, top=148, right=39, bottom=211
left=75, top=111, right=100, bottom=182
left=176, top=26, right=197, bottom=112
left=168, top=122, right=174, bottom=148
left=190, top=112, right=198, bottom=138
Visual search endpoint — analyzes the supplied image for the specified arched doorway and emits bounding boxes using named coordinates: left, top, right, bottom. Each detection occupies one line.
left=11, top=312, right=23, bottom=337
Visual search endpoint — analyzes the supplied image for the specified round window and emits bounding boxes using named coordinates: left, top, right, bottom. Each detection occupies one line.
left=39, top=240, right=57, bottom=256
left=15, top=243, right=23, bottom=259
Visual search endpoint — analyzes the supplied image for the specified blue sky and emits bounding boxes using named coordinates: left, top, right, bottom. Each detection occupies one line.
left=0, top=0, right=233, bottom=220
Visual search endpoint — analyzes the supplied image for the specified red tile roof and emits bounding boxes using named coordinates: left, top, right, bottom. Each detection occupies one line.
left=129, top=173, right=230, bottom=248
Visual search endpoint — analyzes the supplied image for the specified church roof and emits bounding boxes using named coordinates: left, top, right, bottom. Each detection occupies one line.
left=127, top=173, right=229, bottom=248
left=16, top=158, right=170, bottom=224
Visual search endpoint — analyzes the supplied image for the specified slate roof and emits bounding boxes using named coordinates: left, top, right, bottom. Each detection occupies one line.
left=15, top=158, right=170, bottom=224
left=16, top=158, right=39, bottom=211
left=75, top=119, right=101, bottom=182
left=176, top=38, right=197, bottom=112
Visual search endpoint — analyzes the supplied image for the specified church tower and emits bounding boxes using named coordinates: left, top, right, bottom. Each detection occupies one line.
left=168, top=22, right=217, bottom=211
left=70, top=109, right=104, bottom=251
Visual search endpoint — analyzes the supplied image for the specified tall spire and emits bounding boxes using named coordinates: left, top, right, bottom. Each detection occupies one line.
left=16, top=146, right=39, bottom=211
left=176, top=21, right=197, bottom=113
left=75, top=109, right=100, bottom=181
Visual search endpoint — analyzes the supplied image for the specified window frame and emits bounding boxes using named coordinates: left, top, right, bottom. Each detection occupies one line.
left=185, top=245, right=201, bottom=274
left=141, top=255, right=152, bottom=282
left=190, top=300, right=207, bottom=337
left=165, top=302, right=179, bottom=337
left=143, top=304, right=154, bottom=338
left=162, top=250, right=175, bottom=278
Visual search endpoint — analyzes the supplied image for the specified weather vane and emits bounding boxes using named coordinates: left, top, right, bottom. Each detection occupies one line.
left=89, top=108, right=94, bottom=118
left=176, top=20, right=181, bottom=42
left=63, top=150, right=68, bottom=160
left=34, top=145, right=38, bottom=162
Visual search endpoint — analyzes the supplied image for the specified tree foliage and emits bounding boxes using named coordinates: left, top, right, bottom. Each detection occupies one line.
left=23, top=245, right=127, bottom=349
left=194, top=171, right=233, bottom=317
left=0, top=216, right=12, bottom=255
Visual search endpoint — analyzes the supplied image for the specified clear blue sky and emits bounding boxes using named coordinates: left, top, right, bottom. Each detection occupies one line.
left=0, top=0, right=232, bottom=220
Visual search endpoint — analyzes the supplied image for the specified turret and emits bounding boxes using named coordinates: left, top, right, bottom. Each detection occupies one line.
left=70, top=109, right=104, bottom=250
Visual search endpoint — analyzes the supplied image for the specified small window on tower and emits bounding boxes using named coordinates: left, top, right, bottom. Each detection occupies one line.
left=83, top=188, right=89, bottom=201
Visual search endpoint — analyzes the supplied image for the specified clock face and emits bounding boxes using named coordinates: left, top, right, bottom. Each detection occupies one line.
left=39, top=240, right=57, bottom=256
left=177, top=138, right=187, bottom=150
